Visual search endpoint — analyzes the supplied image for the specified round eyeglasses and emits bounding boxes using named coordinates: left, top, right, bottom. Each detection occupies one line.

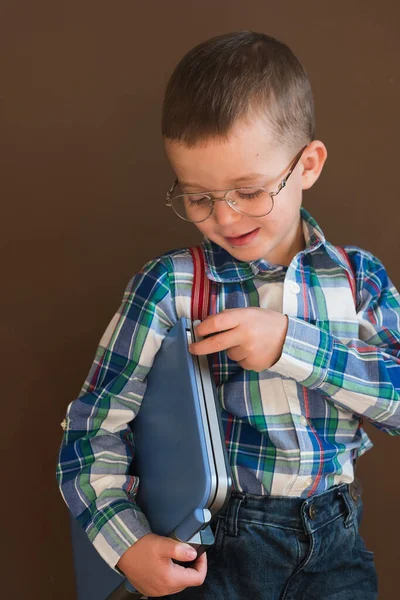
left=165, top=146, right=306, bottom=223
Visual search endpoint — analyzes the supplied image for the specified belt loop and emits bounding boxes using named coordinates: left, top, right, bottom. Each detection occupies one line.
left=225, top=493, right=245, bottom=537
left=339, top=484, right=355, bottom=528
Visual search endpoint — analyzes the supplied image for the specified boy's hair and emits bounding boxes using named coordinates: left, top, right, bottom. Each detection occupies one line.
left=162, top=31, right=315, bottom=150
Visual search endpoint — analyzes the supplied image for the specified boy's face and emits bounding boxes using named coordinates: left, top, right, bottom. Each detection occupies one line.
left=164, top=115, right=326, bottom=266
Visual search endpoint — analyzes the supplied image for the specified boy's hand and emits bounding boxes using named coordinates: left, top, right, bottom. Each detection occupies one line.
left=116, top=533, right=207, bottom=596
left=189, top=308, right=288, bottom=372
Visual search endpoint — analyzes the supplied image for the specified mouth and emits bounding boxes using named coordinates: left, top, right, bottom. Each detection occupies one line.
left=224, top=228, right=260, bottom=247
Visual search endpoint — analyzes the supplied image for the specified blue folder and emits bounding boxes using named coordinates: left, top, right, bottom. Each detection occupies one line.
left=133, top=317, right=231, bottom=541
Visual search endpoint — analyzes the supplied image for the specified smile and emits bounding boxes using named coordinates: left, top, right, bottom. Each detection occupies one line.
left=224, top=228, right=260, bottom=247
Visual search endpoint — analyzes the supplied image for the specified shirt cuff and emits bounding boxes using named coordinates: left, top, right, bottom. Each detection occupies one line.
left=87, top=504, right=152, bottom=572
left=269, top=316, right=334, bottom=388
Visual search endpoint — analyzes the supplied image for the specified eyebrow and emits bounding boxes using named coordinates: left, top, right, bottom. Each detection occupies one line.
left=179, top=173, right=267, bottom=189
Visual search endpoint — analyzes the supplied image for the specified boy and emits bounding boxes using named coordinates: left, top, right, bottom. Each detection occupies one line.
left=57, top=31, right=400, bottom=599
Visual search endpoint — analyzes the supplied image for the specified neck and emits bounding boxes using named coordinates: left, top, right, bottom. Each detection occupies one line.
left=266, top=218, right=305, bottom=266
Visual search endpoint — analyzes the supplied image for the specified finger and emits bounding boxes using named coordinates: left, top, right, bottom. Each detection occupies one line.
left=161, top=539, right=198, bottom=563
left=191, top=551, right=207, bottom=574
left=226, top=345, right=247, bottom=362
left=189, top=329, right=241, bottom=356
left=174, top=544, right=198, bottom=563
left=195, top=310, right=241, bottom=337
left=237, top=358, right=260, bottom=372
left=174, top=553, right=207, bottom=587
left=171, top=550, right=207, bottom=572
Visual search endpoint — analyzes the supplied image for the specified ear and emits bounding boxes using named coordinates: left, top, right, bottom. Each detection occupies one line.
left=300, top=140, right=327, bottom=190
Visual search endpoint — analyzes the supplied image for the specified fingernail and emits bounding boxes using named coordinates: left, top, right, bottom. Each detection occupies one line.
left=184, top=545, right=197, bottom=559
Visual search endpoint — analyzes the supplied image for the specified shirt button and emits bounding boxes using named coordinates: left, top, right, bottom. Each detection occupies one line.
left=299, top=416, right=308, bottom=427
left=290, top=282, right=301, bottom=294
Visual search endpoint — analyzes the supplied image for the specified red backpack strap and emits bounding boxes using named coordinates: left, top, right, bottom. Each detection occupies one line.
left=189, top=246, right=211, bottom=322
left=336, top=247, right=363, bottom=439
left=335, top=246, right=357, bottom=308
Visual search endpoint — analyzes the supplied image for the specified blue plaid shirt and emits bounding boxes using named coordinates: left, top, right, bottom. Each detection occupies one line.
left=57, top=208, right=400, bottom=569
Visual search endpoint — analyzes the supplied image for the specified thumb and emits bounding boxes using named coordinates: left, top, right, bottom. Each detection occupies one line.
left=163, top=539, right=198, bottom=562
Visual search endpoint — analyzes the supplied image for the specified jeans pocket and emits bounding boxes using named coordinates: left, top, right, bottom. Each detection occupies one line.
left=353, top=531, right=375, bottom=560
left=351, top=498, right=375, bottom=559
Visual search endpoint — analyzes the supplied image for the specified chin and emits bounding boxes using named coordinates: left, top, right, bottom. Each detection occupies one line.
left=222, top=244, right=271, bottom=263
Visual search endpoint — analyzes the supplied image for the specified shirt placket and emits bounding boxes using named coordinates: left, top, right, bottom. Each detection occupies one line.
left=282, top=260, right=316, bottom=496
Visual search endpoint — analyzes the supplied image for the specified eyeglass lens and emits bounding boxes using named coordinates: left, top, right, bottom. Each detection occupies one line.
left=169, top=186, right=274, bottom=222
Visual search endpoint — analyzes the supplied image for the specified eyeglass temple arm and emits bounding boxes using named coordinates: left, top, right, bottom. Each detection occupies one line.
left=271, top=145, right=307, bottom=196
left=166, top=179, right=178, bottom=204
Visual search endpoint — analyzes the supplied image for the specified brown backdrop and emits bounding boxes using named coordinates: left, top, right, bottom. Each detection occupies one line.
left=1, top=1, right=399, bottom=598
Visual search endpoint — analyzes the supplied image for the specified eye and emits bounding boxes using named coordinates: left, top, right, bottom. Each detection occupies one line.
left=186, top=194, right=211, bottom=206
left=236, top=188, right=265, bottom=200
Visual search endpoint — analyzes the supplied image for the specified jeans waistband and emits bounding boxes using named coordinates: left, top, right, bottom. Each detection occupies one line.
left=220, top=482, right=361, bottom=537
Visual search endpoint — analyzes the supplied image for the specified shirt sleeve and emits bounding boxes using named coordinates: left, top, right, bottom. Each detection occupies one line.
left=56, top=255, right=177, bottom=570
left=270, top=249, right=400, bottom=435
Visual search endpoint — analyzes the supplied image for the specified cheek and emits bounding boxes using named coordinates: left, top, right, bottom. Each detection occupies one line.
left=269, top=192, right=301, bottom=225
left=258, top=213, right=281, bottom=234
left=256, top=201, right=300, bottom=240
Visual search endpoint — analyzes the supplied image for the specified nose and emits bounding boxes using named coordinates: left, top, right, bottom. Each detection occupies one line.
left=211, top=197, right=242, bottom=226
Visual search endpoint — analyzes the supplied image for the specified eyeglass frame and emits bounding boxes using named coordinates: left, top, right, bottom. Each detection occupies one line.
left=165, top=144, right=308, bottom=223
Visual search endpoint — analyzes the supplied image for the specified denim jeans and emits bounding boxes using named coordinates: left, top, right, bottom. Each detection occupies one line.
left=163, top=482, right=378, bottom=600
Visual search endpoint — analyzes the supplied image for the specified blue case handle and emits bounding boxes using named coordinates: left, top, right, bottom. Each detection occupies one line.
left=172, top=507, right=212, bottom=541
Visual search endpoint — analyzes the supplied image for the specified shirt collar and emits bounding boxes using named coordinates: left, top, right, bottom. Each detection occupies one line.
left=201, top=207, right=346, bottom=283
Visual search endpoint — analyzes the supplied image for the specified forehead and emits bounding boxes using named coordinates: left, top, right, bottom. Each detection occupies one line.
left=164, top=116, right=286, bottom=188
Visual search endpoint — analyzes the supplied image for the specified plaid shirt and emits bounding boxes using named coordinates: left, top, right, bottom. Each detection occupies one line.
left=57, top=208, right=400, bottom=569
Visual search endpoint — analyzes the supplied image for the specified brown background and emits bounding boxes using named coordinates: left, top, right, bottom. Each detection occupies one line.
left=1, top=1, right=399, bottom=598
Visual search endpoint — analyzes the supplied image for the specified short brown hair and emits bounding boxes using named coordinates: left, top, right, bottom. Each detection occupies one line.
left=162, top=31, right=315, bottom=149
